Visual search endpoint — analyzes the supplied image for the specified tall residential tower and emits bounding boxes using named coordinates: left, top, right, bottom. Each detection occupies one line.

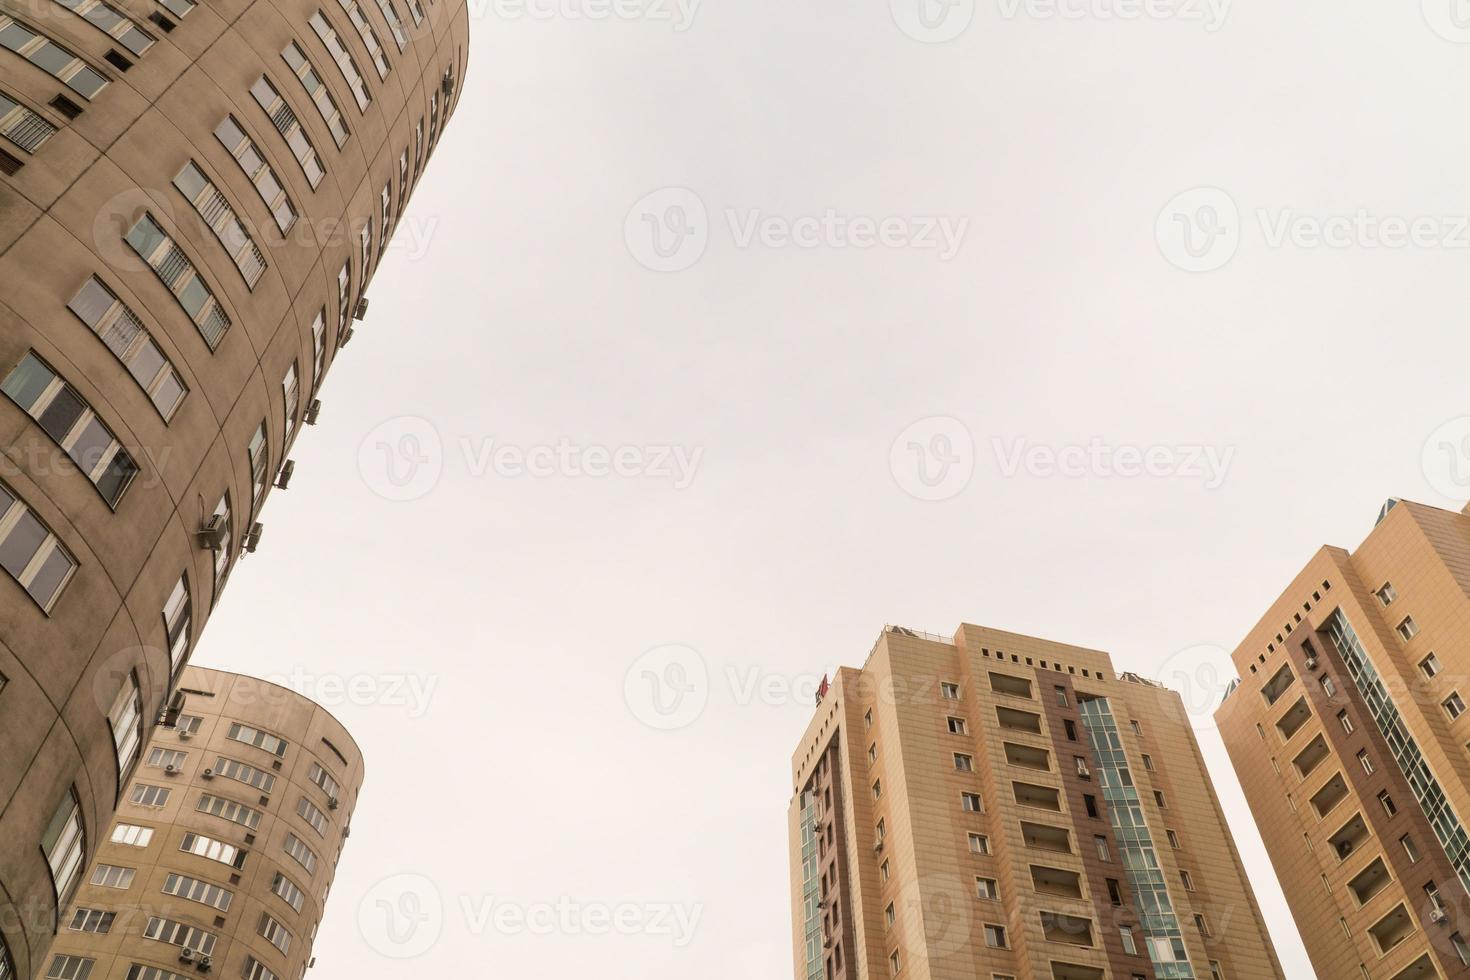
left=788, top=623, right=1283, bottom=980
left=1218, top=498, right=1470, bottom=979
left=0, top=0, right=465, bottom=971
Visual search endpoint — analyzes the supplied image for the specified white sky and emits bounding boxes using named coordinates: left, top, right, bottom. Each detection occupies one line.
left=197, top=1, right=1470, bottom=976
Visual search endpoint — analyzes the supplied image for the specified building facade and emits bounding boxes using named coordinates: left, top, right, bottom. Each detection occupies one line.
left=788, top=623, right=1283, bottom=980
left=0, top=0, right=465, bottom=971
left=36, top=666, right=364, bottom=980
left=1217, top=498, right=1470, bottom=979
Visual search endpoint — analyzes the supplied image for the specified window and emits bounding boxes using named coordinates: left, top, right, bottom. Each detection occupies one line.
left=1376, top=582, right=1397, bottom=605
left=1401, top=834, right=1421, bottom=863
left=198, top=793, right=261, bottom=829
left=284, top=832, right=317, bottom=873
left=228, top=721, right=287, bottom=756
left=1453, top=932, right=1470, bottom=966
left=247, top=423, right=269, bottom=508
left=947, top=716, right=966, bottom=735
left=154, top=574, right=191, bottom=675
left=42, top=789, right=85, bottom=902
left=1076, top=756, right=1091, bottom=777
left=1153, top=790, right=1167, bottom=808
left=940, top=682, right=959, bottom=700
left=311, top=308, right=327, bottom=387
left=954, top=753, right=973, bottom=772
left=335, top=0, right=390, bottom=78
left=308, top=761, right=340, bottom=798
left=91, top=864, right=134, bottom=888
left=242, top=958, right=278, bottom=980
left=214, top=116, right=296, bottom=234
left=1064, top=719, right=1077, bottom=741
left=110, top=823, right=152, bottom=846
left=1194, top=913, right=1210, bottom=936
left=129, top=783, right=169, bottom=807
left=1141, top=754, right=1154, bottom=771
left=282, top=361, right=300, bottom=441
left=1357, top=750, right=1374, bottom=774
left=107, top=670, right=143, bottom=780
left=1338, top=709, right=1353, bottom=734
left=1210, top=963, right=1225, bottom=980
left=379, top=182, right=391, bottom=251
left=175, top=714, right=202, bottom=734
left=871, top=779, right=881, bottom=800
left=961, top=792, right=982, bottom=812
left=44, top=956, right=93, bottom=979
left=0, top=15, right=108, bottom=98
left=1322, top=675, right=1337, bottom=697
left=1397, top=617, right=1418, bottom=641
left=372, top=0, right=408, bottom=49
left=1377, top=790, right=1397, bottom=817
left=50, top=0, right=152, bottom=53
left=173, top=162, right=267, bottom=288
left=161, top=872, right=232, bottom=911
left=1129, top=720, right=1142, bottom=736
left=207, top=493, right=232, bottom=593
left=309, top=10, right=371, bottom=109
left=983, top=923, right=1007, bottom=948
left=1106, top=878, right=1122, bottom=905
left=214, top=756, right=276, bottom=792
left=67, top=277, right=186, bottom=418
left=144, top=916, right=216, bottom=955
left=1083, top=794, right=1100, bottom=818
left=1055, top=685, right=1068, bottom=706
left=0, top=87, right=58, bottom=152
left=259, top=912, right=292, bottom=954
left=179, top=832, right=245, bottom=869
left=864, top=709, right=873, bottom=729
left=0, top=482, right=77, bottom=612
left=282, top=41, right=348, bottom=146
left=337, top=259, right=352, bottom=336
left=272, top=871, right=304, bottom=912
left=867, top=744, right=876, bottom=764
left=69, top=907, right=114, bottom=933
left=1094, top=835, right=1110, bottom=861
left=968, top=833, right=989, bottom=855
left=1427, top=881, right=1447, bottom=913
left=888, top=951, right=899, bottom=976
left=1166, top=829, right=1180, bottom=848
left=3, top=351, right=139, bottom=506
left=884, top=902, right=895, bottom=926
left=249, top=74, right=325, bottom=187
left=1120, top=925, right=1138, bottom=955
left=1179, top=870, right=1194, bottom=891
left=875, top=818, right=886, bottom=841
left=1446, top=692, right=1466, bottom=720
left=124, top=214, right=232, bottom=349
left=295, top=799, right=327, bottom=834
left=1418, top=653, right=1442, bottom=679
left=880, top=859, right=890, bottom=882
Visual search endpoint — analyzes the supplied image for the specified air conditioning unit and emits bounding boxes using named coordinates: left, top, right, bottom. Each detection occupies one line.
left=198, top=955, right=212, bottom=972
left=196, top=514, right=226, bottom=550
left=1077, top=767, right=1091, bottom=778
left=1305, top=657, right=1319, bottom=670
left=179, top=730, right=192, bottom=741
left=1432, top=909, right=1449, bottom=924
left=275, top=459, right=295, bottom=490
left=164, top=764, right=178, bottom=775
left=243, top=522, right=264, bottom=554
left=179, top=948, right=195, bottom=963
left=354, top=297, right=370, bottom=320
left=328, top=797, right=339, bottom=810
left=201, top=768, right=214, bottom=780
left=305, top=399, right=322, bottom=425
left=339, top=325, right=355, bottom=346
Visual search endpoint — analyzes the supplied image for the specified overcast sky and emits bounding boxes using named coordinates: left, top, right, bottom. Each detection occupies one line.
left=196, top=2, right=1470, bottom=976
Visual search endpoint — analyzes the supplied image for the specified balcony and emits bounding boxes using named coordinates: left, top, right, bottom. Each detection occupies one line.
left=1389, top=954, right=1439, bottom=980
left=997, top=706, right=1043, bottom=735
left=1368, top=904, right=1415, bottom=956
left=1348, top=858, right=1393, bottom=907
left=1050, top=963, right=1105, bottom=980
left=1040, top=911, right=1095, bottom=948
left=1276, top=696, right=1313, bottom=741
left=1022, top=821, right=1072, bottom=854
left=1310, top=773, right=1349, bottom=820
left=1030, top=866, right=1083, bottom=899
left=1005, top=742, right=1052, bottom=772
left=1014, top=782, right=1063, bottom=812
left=1327, top=813, right=1371, bottom=862
left=1293, top=734, right=1331, bottom=780
left=1262, top=663, right=1297, bottom=706
left=990, top=672, right=1034, bottom=699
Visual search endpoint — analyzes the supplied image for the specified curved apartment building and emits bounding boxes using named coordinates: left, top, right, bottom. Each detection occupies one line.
left=0, top=0, right=466, bottom=971
left=36, top=666, right=365, bottom=980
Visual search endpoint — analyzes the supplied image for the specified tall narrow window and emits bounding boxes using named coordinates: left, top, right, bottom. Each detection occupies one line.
left=309, top=11, right=371, bottom=110
left=173, top=162, right=267, bottom=288
left=371, top=0, right=407, bottom=49
left=0, top=88, right=57, bottom=151
left=209, top=493, right=231, bottom=594
left=0, top=15, right=109, bottom=98
left=108, top=671, right=143, bottom=781
left=214, top=116, right=297, bottom=234
left=249, top=75, right=324, bottom=187
left=67, top=276, right=187, bottom=419
left=248, top=423, right=268, bottom=506
left=49, top=0, right=153, bottom=54
left=311, top=309, right=327, bottom=387
left=282, top=41, right=349, bottom=146
left=2, top=352, right=139, bottom=506
left=163, top=573, right=190, bottom=673
left=0, top=481, right=77, bottom=611
left=42, top=788, right=86, bottom=904
left=335, top=0, right=389, bottom=78
left=282, top=362, right=300, bottom=442
left=124, top=214, right=232, bottom=349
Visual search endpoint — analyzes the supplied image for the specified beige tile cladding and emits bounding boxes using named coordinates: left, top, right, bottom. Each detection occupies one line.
left=0, top=0, right=468, bottom=972
left=790, top=622, right=1286, bottom=980
left=1218, top=499, right=1470, bottom=980
left=38, top=666, right=364, bottom=980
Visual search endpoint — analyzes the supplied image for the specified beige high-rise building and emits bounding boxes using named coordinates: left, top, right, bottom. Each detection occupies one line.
left=36, top=665, right=363, bottom=980
left=788, top=623, right=1283, bottom=980
left=0, top=0, right=465, bottom=971
left=1217, top=498, right=1470, bottom=979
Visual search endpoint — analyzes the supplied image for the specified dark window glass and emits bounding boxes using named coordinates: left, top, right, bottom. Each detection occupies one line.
left=37, top=386, right=85, bottom=443
left=0, top=509, right=48, bottom=577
